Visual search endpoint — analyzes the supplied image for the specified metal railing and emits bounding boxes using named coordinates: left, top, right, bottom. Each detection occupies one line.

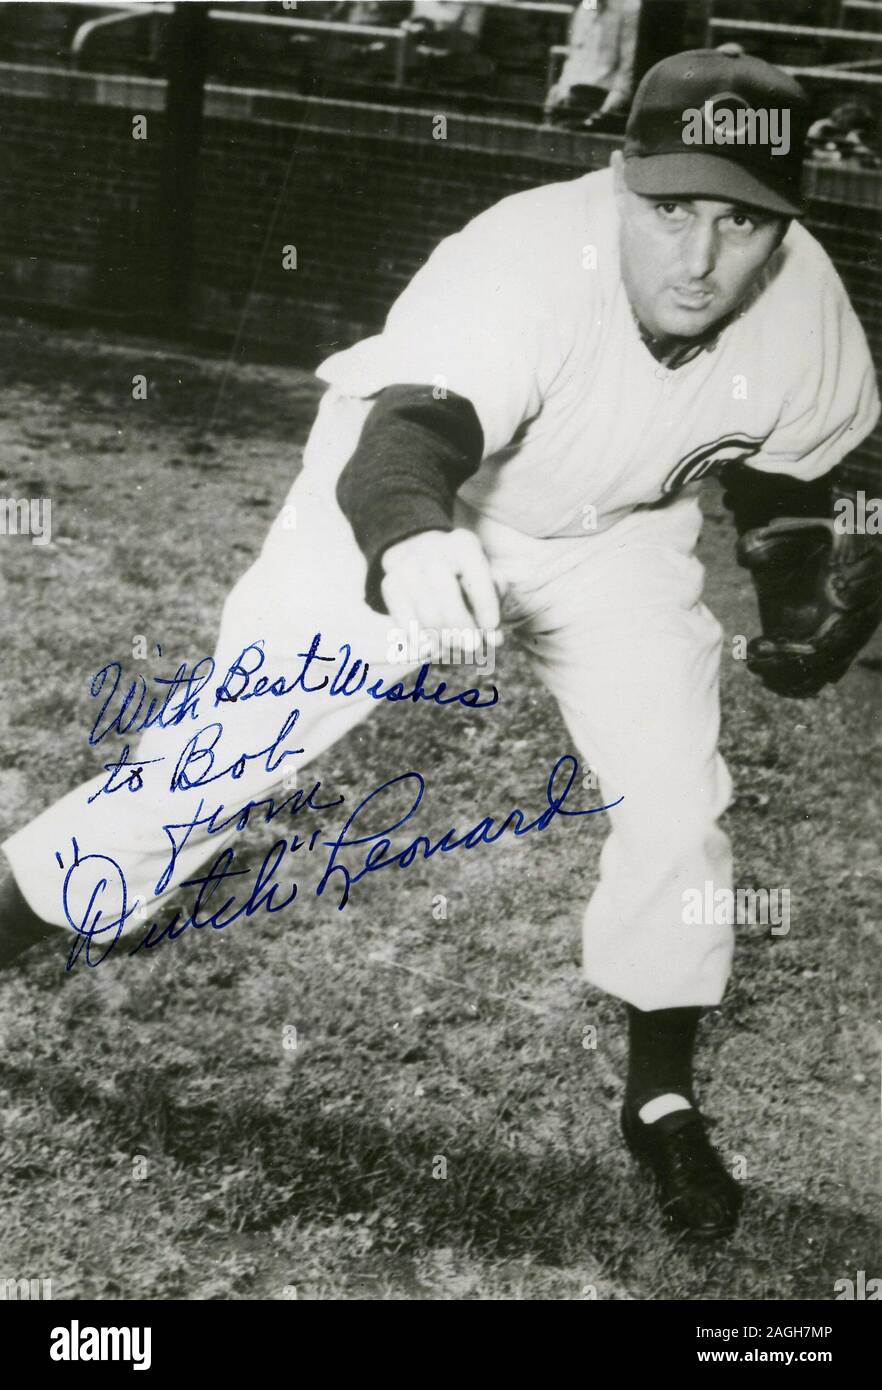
left=70, top=0, right=576, bottom=90
left=71, top=3, right=418, bottom=87
left=206, top=8, right=416, bottom=88
left=65, top=2, right=882, bottom=112
left=71, top=3, right=171, bottom=65
left=465, top=0, right=572, bottom=14
left=708, top=17, right=882, bottom=46
left=785, top=64, right=882, bottom=87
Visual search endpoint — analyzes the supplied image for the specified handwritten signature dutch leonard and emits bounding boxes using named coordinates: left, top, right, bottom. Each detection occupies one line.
left=59, top=756, right=622, bottom=969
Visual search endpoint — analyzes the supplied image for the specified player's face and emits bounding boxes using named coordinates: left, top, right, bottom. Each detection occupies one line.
left=614, top=176, right=787, bottom=340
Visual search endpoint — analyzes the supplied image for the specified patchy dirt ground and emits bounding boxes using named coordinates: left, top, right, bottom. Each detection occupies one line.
left=0, top=317, right=878, bottom=1301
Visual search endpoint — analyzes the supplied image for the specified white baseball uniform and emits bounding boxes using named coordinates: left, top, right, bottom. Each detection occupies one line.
left=5, top=168, right=879, bottom=1008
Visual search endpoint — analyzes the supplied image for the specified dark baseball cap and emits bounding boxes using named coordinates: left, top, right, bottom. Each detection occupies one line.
left=623, top=49, right=810, bottom=217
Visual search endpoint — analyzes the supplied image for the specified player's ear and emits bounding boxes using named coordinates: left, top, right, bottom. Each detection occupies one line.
left=773, top=217, right=791, bottom=250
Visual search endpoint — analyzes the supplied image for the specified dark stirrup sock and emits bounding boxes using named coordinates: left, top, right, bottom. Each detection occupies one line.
left=624, top=1004, right=702, bottom=1116
left=0, top=873, right=59, bottom=966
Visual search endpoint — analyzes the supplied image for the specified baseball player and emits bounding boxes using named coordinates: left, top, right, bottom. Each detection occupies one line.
left=1, top=50, right=879, bottom=1240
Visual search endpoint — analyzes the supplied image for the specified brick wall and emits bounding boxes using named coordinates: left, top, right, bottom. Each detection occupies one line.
left=0, top=62, right=879, bottom=479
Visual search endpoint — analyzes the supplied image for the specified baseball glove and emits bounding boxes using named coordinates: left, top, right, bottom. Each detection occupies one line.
left=736, top=516, right=882, bottom=698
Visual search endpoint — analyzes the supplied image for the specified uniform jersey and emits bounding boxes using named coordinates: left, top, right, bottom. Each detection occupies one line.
left=316, top=167, right=880, bottom=539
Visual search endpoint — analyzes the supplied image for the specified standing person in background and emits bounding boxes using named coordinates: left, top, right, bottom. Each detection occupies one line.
left=546, top=0, right=641, bottom=130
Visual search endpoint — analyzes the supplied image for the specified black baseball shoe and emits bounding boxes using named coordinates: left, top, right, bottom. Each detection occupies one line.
left=621, top=1103, right=743, bottom=1241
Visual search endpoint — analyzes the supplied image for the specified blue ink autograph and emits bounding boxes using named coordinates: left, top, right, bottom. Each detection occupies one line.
left=85, top=708, right=306, bottom=803
left=155, top=778, right=344, bottom=894
left=59, top=757, right=621, bottom=969
left=87, top=632, right=497, bottom=746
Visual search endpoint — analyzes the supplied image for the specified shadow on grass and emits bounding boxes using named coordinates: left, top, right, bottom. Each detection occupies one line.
left=6, top=1055, right=875, bottom=1299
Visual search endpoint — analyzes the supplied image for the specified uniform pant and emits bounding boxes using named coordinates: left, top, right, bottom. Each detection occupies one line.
left=3, top=390, right=734, bottom=1008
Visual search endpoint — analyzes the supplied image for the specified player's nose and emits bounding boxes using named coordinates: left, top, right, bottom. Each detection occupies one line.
left=682, top=223, right=717, bottom=280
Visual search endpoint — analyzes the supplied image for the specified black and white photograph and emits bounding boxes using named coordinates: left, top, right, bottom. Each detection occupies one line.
left=0, top=0, right=879, bottom=1334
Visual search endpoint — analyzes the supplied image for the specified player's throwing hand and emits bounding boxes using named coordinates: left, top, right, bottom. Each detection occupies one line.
left=380, top=527, right=502, bottom=650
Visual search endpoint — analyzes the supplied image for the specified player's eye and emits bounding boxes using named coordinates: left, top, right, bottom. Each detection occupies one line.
left=656, top=202, right=688, bottom=222
left=723, top=213, right=758, bottom=233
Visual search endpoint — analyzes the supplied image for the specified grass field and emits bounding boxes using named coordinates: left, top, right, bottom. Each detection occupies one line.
left=0, top=317, right=878, bottom=1301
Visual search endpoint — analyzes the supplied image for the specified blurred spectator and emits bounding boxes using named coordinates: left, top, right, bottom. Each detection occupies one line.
left=807, top=100, right=881, bottom=170
left=546, top=0, right=641, bottom=130
left=336, top=2, right=487, bottom=39
left=402, top=0, right=497, bottom=88
left=343, top=2, right=406, bottom=23
left=407, top=2, right=487, bottom=42
left=322, top=1, right=407, bottom=78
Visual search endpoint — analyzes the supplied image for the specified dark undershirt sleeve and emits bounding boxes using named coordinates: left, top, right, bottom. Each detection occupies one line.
left=335, top=383, right=485, bottom=613
left=720, top=460, right=833, bottom=537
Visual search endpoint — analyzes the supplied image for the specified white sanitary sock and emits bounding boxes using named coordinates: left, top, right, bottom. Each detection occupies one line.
left=638, top=1093, right=693, bottom=1125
